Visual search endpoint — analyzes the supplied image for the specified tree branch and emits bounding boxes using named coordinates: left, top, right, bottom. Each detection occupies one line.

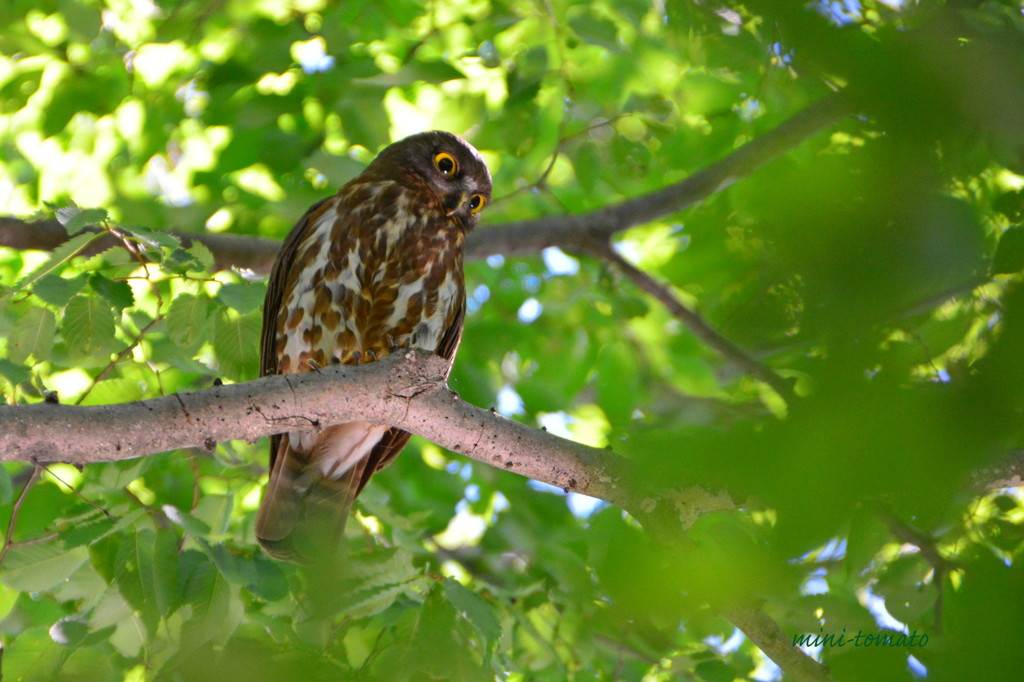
left=0, top=216, right=282, bottom=274
left=718, top=603, right=837, bottom=682
left=0, top=94, right=852, bottom=274
left=467, top=93, right=852, bottom=259
left=0, top=351, right=632, bottom=510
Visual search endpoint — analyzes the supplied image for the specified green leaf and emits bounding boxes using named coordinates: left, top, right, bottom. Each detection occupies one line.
left=49, top=617, right=90, bottom=647
left=212, top=309, right=261, bottom=380
left=162, top=504, right=213, bottom=536
left=62, top=295, right=118, bottom=360
left=187, top=241, right=216, bottom=272
left=0, top=358, right=31, bottom=385
left=696, top=659, right=739, bottom=682
left=3, top=231, right=104, bottom=303
left=993, top=226, right=1024, bottom=275
left=0, top=628, right=63, bottom=681
left=59, top=513, right=116, bottom=549
left=114, top=529, right=182, bottom=635
left=55, top=206, right=108, bottom=234
left=179, top=556, right=239, bottom=650
left=993, top=190, right=1024, bottom=221
left=443, top=577, right=502, bottom=657
left=595, top=341, right=640, bottom=427
left=356, top=60, right=464, bottom=87
left=141, top=529, right=182, bottom=617
left=121, top=225, right=181, bottom=250
left=8, top=306, right=57, bottom=364
left=89, top=273, right=135, bottom=310
left=82, top=507, right=148, bottom=548
left=217, top=282, right=266, bottom=314
left=78, top=378, right=145, bottom=406
left=32, top=272, right=88, bottom=306
left=167, top=294, right=211, bottom=348
left=568, top=9, right=622, bottom=53
left=369, top=587, right=492, bottom=682
left=310, top=548, right=420, bottom=619
left=243, top=556, right=289, bottom=602
left=164, top=247, right=203, bottom=274
left=845, top=510, right=890, bottom=575
left=1, top=544, right=90, bottom=592
left=0, top=465, right=12, bottom=505
left=336, top=579, right=417, bottom=620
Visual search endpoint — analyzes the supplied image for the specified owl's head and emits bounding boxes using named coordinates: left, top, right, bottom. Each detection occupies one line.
left=367, top=130, right=493, bottom=227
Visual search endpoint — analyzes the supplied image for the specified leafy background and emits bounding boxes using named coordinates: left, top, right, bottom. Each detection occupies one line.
left=2, top=0, right=1024, bottom=680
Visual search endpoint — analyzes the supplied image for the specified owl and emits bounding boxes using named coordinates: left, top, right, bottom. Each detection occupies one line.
left=255, top=131, right=492, bottom=562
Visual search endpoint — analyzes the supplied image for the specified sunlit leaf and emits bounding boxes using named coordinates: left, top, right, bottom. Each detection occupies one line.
left=4, top=231, right=104, bottom=302
left=212, top=309, right=261, bottom=380
left=55, top=207, right=108, bottom=234
left=62, top=295, right=117, bottom=360
left=1, top=544, right=90, bottom=592
left=167, top=294, right=211, bottom=348
left=217, top=282, right=266, bottom=314
left=8, top=306, right=56, bottom=364
left=187, top=241, right=216, bottom=272
left=78, top=378, right=145, bottom=406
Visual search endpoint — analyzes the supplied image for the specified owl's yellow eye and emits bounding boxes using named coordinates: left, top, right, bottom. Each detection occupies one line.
left=468, top=193, right=487, bottom=213
left=433, top=152, right=458, bottom=176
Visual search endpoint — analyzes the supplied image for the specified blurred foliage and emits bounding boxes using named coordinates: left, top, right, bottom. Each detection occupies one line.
left=2, top=0, right=1024, bottom=680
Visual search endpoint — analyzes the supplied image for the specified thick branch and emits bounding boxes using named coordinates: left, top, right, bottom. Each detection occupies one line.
left=0, top=94, right=852, bottom=273
left=0, top=351, right=630, bottom=509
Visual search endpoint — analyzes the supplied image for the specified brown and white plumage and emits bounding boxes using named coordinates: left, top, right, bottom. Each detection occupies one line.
left=255, top=131, right=491, bottom=562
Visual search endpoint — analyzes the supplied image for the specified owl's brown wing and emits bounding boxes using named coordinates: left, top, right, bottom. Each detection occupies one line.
left=259, top=196, right=333, bottom=469
left=350, top=294, right=466, bottom=497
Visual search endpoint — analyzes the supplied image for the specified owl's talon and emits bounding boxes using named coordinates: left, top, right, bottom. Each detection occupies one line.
left=307, top=359, right=322, bottom=373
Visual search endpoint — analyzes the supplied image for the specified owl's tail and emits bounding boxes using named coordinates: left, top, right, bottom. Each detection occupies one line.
left=254, top=434, right=366, bottom=564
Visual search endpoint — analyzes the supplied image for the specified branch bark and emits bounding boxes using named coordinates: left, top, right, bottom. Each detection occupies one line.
left=719, top=604, right=837, bottom=682
left=0, top=351, right=631, bottom=510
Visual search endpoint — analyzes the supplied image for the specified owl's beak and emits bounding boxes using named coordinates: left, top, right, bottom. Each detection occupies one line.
left=444, top=192, right=469, bottom=217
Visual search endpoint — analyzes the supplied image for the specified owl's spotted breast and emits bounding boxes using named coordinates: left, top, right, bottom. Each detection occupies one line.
left=275, top=181, right=465, bottom=373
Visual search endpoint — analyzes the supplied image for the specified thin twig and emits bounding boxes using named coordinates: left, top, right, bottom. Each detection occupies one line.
left=38, top=463, right=113, bottom=518
left=0, top=465, right=41, bottom=565
left=75, top=316, right=163, bottom=405
left=596, top=242, right=798, bottom=405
